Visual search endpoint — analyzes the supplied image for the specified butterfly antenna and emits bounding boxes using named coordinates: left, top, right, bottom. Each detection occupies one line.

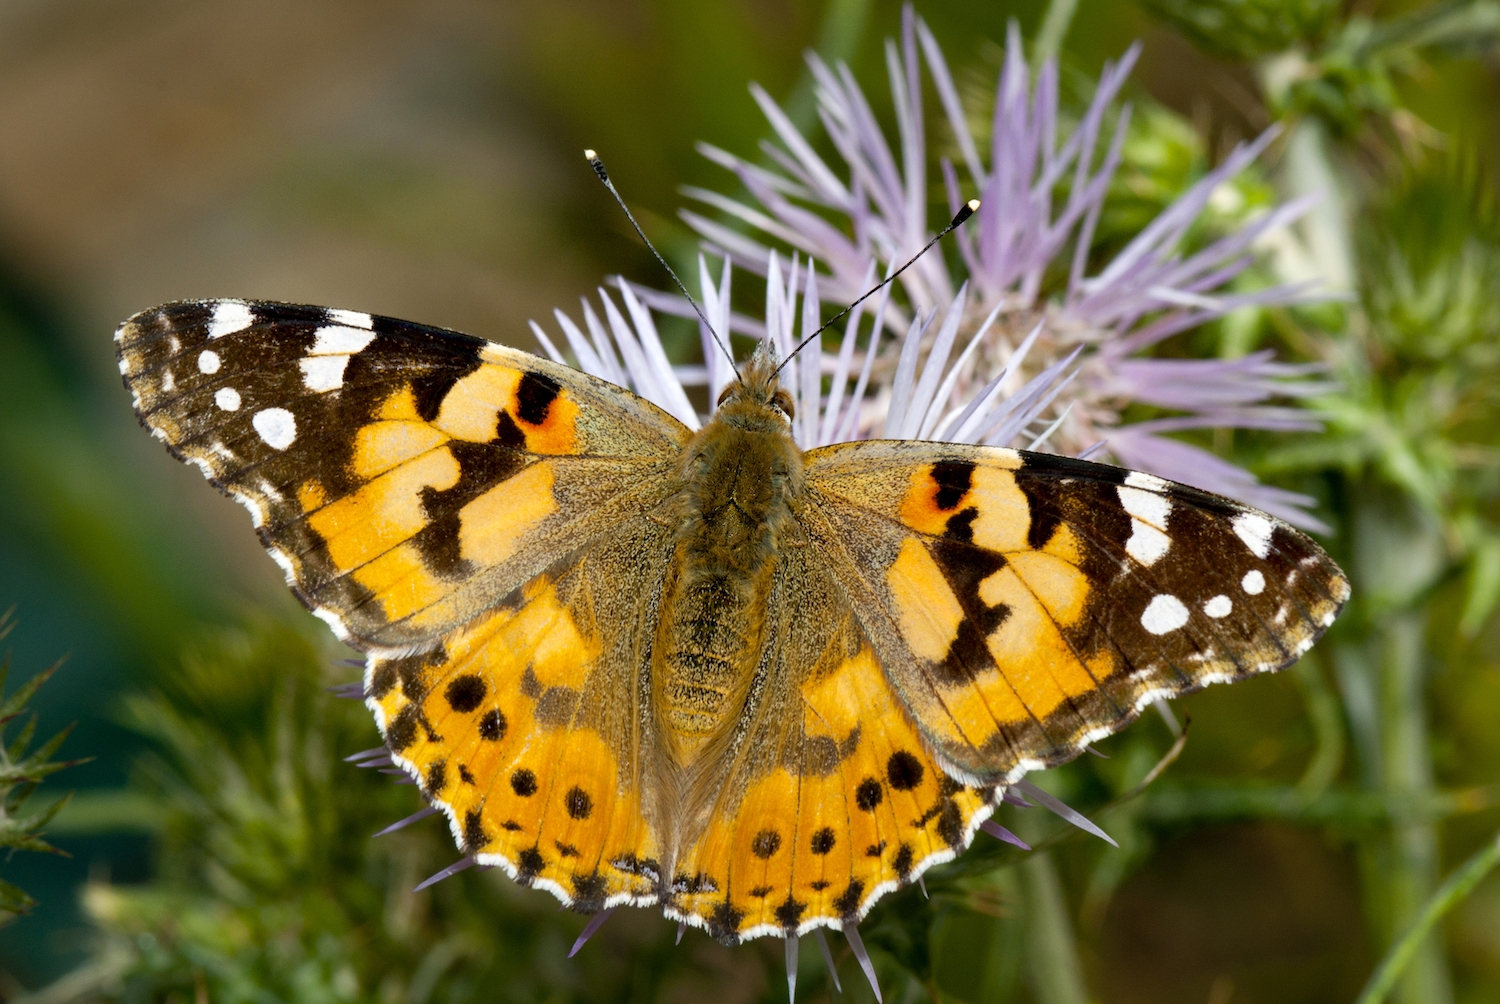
left=772, top=199, right=981, bottom=380
left=585, top=150, right=740, bottom=380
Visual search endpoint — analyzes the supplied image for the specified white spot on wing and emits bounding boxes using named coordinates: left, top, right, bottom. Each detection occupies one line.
left=1141, top=594, right=1189, bottom=635
left=1203, top=595, right=1232, bottom=618
left=161, top=369, right=175, bottom=392
left=1125, top=471, right=1169, bottom=491
left=311, top=325, right=377, bottom=355
left=1232, top=512, right=1275, bottom=558
left=207, top=301, right=254, bottom=339
left=253, top=407, right=296, bottom=450
left=1242, top=569, right=1266, bottom=595
left=300, top=355, right=350, bottom=392
left=327, top=309, right=374, bottom=330
left=198, top=349, right=221, bottom=374
left=1118, top=486, right=1172, bottom=528
left=1125, top=520, right=1170, bottom=566
left=215, top=386, right=241, bottom=411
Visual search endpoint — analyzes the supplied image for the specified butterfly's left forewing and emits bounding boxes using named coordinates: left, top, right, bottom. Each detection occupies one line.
left=117, top=300, right=688, bottom=651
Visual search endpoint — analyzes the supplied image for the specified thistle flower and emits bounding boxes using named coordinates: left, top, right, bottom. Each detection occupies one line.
left=547, top=5, right=1332, bottom=528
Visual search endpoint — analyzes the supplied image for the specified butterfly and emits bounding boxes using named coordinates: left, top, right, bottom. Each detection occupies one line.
left=116, top=297, right=1349, bottom=946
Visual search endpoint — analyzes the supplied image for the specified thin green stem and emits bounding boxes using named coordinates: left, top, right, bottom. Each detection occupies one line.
left=1019, top=852, right=1088, bottom=1004
left=1354, top=830, right=1500, bottom=1004
left=1295, top=656, right=1346, bottom=796
left=1380, top=610, right=1453, bottom=1004
left=1032, top=0, right=1079, bottom=67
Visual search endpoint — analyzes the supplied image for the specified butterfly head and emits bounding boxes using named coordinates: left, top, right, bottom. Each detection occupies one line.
left=714, top=342, right=794, bottom=431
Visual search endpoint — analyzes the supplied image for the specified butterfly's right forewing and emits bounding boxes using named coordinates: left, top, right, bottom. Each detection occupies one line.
left=803, top=440, right=1349, bottom=786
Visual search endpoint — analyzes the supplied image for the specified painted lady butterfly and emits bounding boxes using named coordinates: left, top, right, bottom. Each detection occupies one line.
left=116, top=296, right=1348, bottom=953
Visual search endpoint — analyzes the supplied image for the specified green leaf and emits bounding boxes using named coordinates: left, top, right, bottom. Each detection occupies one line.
left=1459, top=530, right=1500, bottom=637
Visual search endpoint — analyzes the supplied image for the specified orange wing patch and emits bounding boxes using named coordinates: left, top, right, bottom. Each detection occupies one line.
left=669, top=642, right=991, bottom=941
left=885, top=461, right=1121, bottom=743
left=435, top=348, right=582, bottom=456
left=369, top=570, right=662, bottom=911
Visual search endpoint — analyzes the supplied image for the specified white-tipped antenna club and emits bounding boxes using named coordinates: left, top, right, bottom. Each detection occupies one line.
left=772, top=199, right=981, bottom=379
left=585, top=149, right=740, bottom=378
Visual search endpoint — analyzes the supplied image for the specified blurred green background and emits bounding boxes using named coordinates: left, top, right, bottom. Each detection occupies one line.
left=0, top=1, right=1497, bottom=1002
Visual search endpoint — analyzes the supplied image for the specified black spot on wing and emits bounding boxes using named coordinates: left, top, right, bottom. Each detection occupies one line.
left=571, top=872, right=607, bottom=912
left=386, top=702, right=440, bottom=752
left=479, top=709, right=507, bottom=741
left=833, top=879, right=865, bottom=919
left=930, top=461, right=975, bottom=510
left=444, top=673, right=487, bottom=713
left=516, top=847, right=545, bottom=882
left=515, top=371, right=561, bottom=425
left=414, top=442, right=528, bottom=579
left=385, top=706, right=420, bottom=752
left=399, top=659, right=429, bottom=701
left=565, top=787, right=593, bottom=820
left=927, top=535, right=1009, bottom=683
left=493, top=411, right=527, bottom=449
left=934, top=778, right=967, bottom=846
left=425, top=759, right=447, bottom=794
left=775, top=895, right=807, bottom=929
left=709, top=899, right=745, bottom=945
left=370, top=660, right=398, bottom=699
left=751, top=830, right=782, bottom=859
left=887, top=750, right=924, bottom=790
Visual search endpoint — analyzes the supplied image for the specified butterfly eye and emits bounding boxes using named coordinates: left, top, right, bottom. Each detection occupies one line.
left=772, top=389, right=795, bottom=420
left=716, top=383, right=736, bottom=407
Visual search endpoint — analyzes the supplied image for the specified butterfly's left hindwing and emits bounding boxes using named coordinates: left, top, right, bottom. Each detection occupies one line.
left=369, top=518, right=675, bottom=912
left=117, top=300, right=688, bottom=651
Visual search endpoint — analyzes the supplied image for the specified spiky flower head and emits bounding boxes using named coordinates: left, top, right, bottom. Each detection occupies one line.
left=535, top=5, right=1331, bottom=528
